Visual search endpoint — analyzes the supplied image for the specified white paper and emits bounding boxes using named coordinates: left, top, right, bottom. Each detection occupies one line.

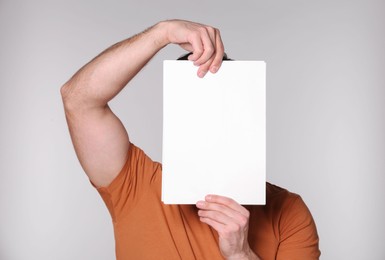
left=162, top=60, right=266, bottom=205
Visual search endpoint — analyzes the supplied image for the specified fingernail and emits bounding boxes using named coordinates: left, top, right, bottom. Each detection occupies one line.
left=205, top=195, right=212, bottom=201
left=196, top=201, right=205, bottom=207
left=210, top=66, right=218, bottom=73
left=198, top=70, right=207, bottom=78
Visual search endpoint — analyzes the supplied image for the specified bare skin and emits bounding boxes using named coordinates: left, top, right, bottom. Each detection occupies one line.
left=61, top=19, right=260, bottom=260
left=197, top=195, right=260, bottom=260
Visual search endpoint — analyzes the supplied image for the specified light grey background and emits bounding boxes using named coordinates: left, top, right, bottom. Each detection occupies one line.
left=1, top=0, right=384, bottom=259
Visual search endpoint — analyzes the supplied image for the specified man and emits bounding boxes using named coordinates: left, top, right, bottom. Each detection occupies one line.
left=61, top=19, right=320, bottom=259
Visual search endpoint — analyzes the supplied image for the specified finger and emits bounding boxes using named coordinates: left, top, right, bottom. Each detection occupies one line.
left=198, top=208, right=234, bottom=225
left=187, top=31, right=205, bottom=62
left=206, top=26, right=217, bottom=46
left=179, top=43, right=193, bottom=53
left=193, top=27, right=215, bottom=66
left=209, top=29, right=225, bottom=74
left=205, top=195, right=250, bottom=218
left=197, top=201, right=249, bottom=230
left=199, top=215, right=246, bottom=238
left=196, top=200, right=242, bottom=221
left=199, top=216, right=227, bottom=234
left=197, top=29, right=224, bottom=76
left=196, top=55, right=215, bottom=78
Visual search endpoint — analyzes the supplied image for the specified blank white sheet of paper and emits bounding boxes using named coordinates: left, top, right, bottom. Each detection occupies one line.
left=162, top=60, right=266, bottom=205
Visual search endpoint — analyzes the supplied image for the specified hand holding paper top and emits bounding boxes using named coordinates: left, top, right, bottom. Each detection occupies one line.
left=163, top=19, right=225, bottom=77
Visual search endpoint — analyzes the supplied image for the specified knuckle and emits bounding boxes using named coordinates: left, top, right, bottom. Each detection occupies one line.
left=244, top=209, right=250, bottom=218
left=239, top=216, right=248, bottom=227
left=193, top=49, right=203, bottom=58
left=194, top=48, right=203, bottom=56
left=206, top=26, right=215, bottom=34
left=198, top=210, right=206, bottom=217
left=201, top=210, right=213, bottom=218
left=205, top=45, right=214, bottom=54
left=215, top=28, right=222, bottom=37
left=198, top=26, right=207, bottom=33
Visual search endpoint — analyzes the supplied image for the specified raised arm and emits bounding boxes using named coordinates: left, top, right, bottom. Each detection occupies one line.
left=60, top=20, right=224, bottom=187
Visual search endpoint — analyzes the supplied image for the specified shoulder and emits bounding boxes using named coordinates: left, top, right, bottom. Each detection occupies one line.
left=266, top=182, right=304, bottom=207
left=265, top=183, right=320, bottom=258
left=251, top=183, right=313, bottom=229
left=265, top=182, right=315, bottom=231
left=265, top=182, right=300, bottom=209
left=266, top=182, right=290, bottom=198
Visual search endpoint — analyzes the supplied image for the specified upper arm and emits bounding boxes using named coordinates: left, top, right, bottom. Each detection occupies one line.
left=63, top=95, right=130, bottom=188
left=276, top=196, right=321, bottom=259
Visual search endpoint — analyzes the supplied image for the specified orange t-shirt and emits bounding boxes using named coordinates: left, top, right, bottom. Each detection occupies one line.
left=96, top=143, right=320, bottom=260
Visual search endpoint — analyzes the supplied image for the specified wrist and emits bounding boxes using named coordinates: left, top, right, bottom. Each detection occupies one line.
left=151, top=21, right=171, bottom=48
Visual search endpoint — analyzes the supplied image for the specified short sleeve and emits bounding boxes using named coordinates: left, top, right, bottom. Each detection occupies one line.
left=95, top=143, right=161, bottom=223
left=276, top=194, right=321, bottom=260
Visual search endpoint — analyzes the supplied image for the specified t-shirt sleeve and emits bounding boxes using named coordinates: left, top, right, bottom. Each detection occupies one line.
left=276, top=194, right=321, bottom=260
left=94, top=143, right=161, bottom=223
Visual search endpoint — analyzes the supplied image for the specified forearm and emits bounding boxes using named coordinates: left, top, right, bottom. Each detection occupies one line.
left=61, top=21, right=168, bottom=110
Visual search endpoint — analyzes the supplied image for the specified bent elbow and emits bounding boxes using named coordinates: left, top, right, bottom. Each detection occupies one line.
left=60, top=83, right=70, bottom=102
left=60, top=82, right=79, bottom=112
